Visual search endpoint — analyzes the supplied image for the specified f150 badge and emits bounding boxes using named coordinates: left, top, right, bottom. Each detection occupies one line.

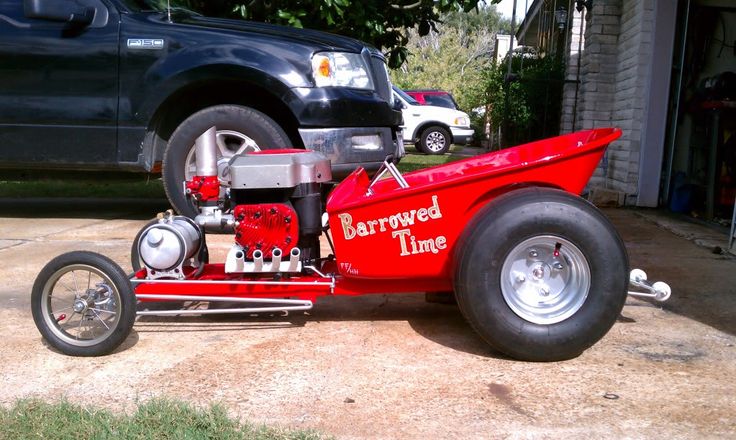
left=127, top=39, right=165, bottom=49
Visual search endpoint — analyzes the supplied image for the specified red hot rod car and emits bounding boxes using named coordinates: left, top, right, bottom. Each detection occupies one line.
left=31, top=128, right=670, bottom=361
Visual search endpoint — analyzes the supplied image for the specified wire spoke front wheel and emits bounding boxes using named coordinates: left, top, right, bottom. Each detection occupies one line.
left=32, top=252, right=136, bottom=356
left=41, top=266, right=121, bottom=346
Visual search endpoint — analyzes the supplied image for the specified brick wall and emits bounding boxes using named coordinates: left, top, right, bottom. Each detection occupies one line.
left=609, top=0, right=655, bottom=200
left=575, top=0, right=622, bottom=188
left=559, top=0, right=656, bottom=203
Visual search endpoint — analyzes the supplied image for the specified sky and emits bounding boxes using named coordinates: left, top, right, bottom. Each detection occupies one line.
left=495, top=0, right=530, bottom=20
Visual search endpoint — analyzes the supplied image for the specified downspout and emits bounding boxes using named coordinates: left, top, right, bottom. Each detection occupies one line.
left=571, top=6, right=585, bottom=131
left=504, top=0, right=519, bottom=147
left=662, top=0, right=691, bottom=205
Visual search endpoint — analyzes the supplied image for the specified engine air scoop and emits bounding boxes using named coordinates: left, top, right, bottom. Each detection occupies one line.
left=229, top=150, right=332, bottom=189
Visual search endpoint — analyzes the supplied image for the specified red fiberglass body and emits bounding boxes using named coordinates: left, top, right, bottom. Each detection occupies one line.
left=326, top=128, right=621, bottom=279
left=134, top=127, right=622, bottom=300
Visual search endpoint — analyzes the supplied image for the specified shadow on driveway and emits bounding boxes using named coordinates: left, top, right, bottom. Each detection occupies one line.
left=605, top=208, right=736, bottom=337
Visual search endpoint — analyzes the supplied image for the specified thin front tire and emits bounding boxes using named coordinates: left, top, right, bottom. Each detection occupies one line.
left=32, top=252, right=136, bottom=356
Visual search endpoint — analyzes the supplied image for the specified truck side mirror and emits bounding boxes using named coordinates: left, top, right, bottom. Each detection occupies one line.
left=24, top=0, right=95, bottom=26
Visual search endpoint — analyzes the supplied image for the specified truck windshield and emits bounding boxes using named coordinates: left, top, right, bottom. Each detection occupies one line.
left=392, top=86, right=419, bottom=106
left=424, top=95, right=458, bottom=110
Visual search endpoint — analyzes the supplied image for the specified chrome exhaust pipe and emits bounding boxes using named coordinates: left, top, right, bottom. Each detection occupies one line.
left=252, top=249, right=264, bottom=272
left=195, top=126, right=218, bottom=177
left=270, top=248, right=282, bottom=272
left=287, top=247, right=300, bottom=272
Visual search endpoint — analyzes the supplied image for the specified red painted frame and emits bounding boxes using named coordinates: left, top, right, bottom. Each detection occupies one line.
left=133, top=128, right=621, bottom=302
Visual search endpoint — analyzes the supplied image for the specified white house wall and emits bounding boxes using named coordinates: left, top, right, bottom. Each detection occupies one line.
left=560, top=8, right=586, bottom=134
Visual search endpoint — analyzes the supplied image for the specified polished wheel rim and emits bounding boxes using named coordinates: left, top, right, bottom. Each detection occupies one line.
left=185, top=129, right=260, bottom=183
left=500, top=235, right=591, bottom=325
left=40, top=265, right=122, bottom=346
left=425, top=131, right=447, bottom=152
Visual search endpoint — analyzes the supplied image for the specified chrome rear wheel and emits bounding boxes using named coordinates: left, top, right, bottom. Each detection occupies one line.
left=500, top=235, right=591, bottom=325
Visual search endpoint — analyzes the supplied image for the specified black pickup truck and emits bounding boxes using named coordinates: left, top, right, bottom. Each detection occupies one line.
left=0, top=0, right=402, bottom=215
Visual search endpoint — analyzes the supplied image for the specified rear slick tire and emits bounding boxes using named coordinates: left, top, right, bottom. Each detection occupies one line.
left=454, top=187, right=629, bottom=362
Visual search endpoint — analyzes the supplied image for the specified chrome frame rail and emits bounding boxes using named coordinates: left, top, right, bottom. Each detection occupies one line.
left=135, top=295, right=314, bottom=316
left=130, top=278, right=332, bottom=287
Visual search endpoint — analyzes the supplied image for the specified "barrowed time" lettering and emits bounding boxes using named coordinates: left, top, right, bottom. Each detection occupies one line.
left=338, top=195, right=447, bottom=256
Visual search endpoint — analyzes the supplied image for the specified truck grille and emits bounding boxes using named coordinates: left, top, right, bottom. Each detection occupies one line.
left=370, top=54, right=392, bottom=103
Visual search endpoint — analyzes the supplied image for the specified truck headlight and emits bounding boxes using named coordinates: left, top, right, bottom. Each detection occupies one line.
left=311, top=52, right=374, bottom=90
left=454, top=116, right=469, bottom=127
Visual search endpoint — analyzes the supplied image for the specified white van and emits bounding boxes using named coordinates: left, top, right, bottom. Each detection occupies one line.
left=393, top=86, right=475, bottom=155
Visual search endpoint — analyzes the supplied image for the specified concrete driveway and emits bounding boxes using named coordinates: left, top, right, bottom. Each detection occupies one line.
left=0, top=198, right=734, bottom=439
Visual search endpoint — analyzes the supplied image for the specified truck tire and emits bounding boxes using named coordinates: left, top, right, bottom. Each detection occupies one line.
left=418, top=126, right=451, bottom=155
left=31, top=251, right=136, bottom=357
left=163, top=105, right=291, bottom=217
left=454, top=187, right=629, bottom=361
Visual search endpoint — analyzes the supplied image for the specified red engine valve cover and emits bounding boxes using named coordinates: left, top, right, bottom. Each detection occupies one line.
left=233, top=204, right=299, bottom=259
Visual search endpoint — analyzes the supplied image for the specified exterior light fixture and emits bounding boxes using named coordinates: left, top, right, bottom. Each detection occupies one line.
left=555, top=7, right=568, bottom=30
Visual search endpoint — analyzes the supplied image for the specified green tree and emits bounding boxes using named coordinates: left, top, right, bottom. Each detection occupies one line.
left=159, top=0, right=499, bottom=68
left=484, top=52, right=564, bottom=147
left=391, top=7, right=509, bottom=111
left=390, top=7, right=509, bottom=144
left=233, top=0, right=503, bottom=68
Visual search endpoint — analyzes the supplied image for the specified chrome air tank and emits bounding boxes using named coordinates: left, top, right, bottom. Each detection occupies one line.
left=138, top=216, right=202, bottom=272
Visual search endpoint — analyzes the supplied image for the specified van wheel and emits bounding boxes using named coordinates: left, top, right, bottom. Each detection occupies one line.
left=454, top=187, right=629, bottom=361
left=418, top=126, right=451, bottom=155
left=163, top=105, right=291, bottom=217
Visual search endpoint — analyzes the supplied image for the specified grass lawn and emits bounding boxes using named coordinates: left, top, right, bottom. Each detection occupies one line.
left=0, top=399, right=329, bottom=440
left=396, top=145, right=466, bottom=173
left=0, top=145, right=474, bottom=199
left=0, top=178, right=166, bottom=199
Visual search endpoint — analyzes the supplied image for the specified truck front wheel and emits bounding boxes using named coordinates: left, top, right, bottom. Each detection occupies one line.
left=417, top=126, right=451, bottom=155
left=163, top=105, right=291, bottom=217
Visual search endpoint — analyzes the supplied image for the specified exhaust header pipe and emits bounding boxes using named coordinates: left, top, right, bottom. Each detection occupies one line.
left=252, top=249, right=264, bottom=272
left=287, top=247, right=300, bottom=272
left=270, top=248, right=282, bottom=272
left=195, top=126, right=218, bottom=177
